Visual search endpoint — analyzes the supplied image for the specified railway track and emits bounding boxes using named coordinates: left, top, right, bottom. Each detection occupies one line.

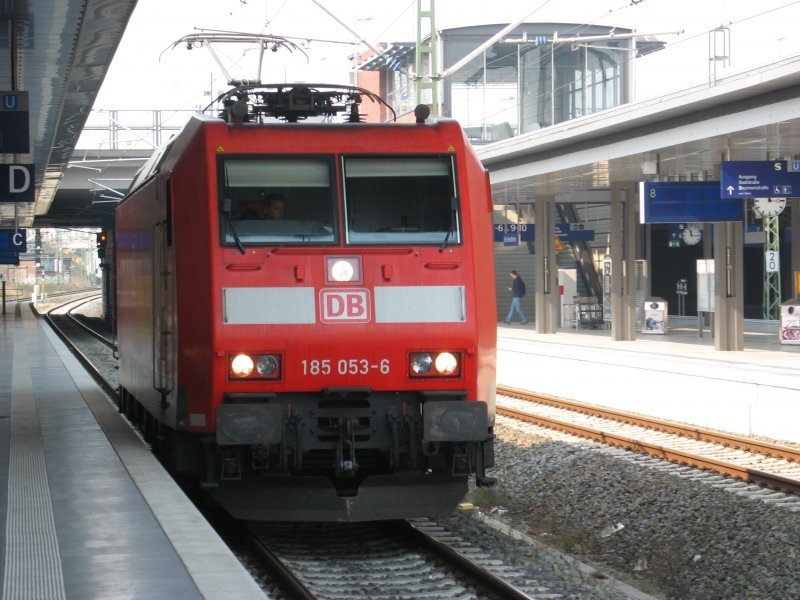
left=63, top=293, right=114, bottom=347
left=43, top=297, right=555, bottom=599
left=497, top=384, right=800, bottom=496
left=247, top=519, right=540, bottom=599
left=43, top=293, right=118, bottom=397
left=195, top=487, right=545, bottom=599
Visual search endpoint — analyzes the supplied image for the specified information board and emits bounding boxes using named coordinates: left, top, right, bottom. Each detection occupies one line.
left=640, top=181, right=743, bottom=223
left=720, top=160, right=800, bottom=199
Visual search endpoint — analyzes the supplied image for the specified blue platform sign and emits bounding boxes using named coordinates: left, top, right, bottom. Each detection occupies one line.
left=640, top=181, right=743, bottom=223
left=720, top=160, right=800, bottom=198
left=0, top=229, right=26, bottom=253
left=494, top=222, right=594, bottom=243
left=519, top=223, right=534, bottom=242
left=493, top=223, right=520, bottom=245
left=503, top=227, right=519, bottom=246
left=494, top=223, right=530, bottom=245
left=493, top=224, right=504, bottom=242
left=0, top=164, right=34, bottom=202
left=556, top=223, right=595, bottom=242
left=0, top=91, right=30, bottom=154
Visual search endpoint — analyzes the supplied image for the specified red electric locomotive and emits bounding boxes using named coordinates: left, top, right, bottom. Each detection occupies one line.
left=115, top=84, right=496, bottom=521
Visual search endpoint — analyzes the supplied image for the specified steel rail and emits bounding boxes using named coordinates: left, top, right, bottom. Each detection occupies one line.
left=245, top=533, right=317, bottom=600
left=42, top=302, right=118, bottom=399
left=496, top=386, right=800, bottom=496
left=388, top=520, right=534, bottom=600
left=497, top=385, right=800, bottom=463
left=15, top=286, right=101, bottom=302
left=64, top=293, right=115, bottom=348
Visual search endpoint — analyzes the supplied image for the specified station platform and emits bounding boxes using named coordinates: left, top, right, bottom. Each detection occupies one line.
left=0, top=303, right=265, bottom=599
left=497, top=316, right=800, bottom=445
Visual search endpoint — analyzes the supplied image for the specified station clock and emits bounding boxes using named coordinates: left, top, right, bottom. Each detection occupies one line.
left=681, top=223, right=702, bottom=246
left=753, top=197, right=787, bottom=218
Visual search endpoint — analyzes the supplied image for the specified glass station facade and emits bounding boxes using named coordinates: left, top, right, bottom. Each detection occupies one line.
left=356, top=23, right=663, bottom=143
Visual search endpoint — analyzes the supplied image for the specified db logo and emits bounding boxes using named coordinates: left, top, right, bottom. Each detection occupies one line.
left=320, top=289, right=371, bottom=323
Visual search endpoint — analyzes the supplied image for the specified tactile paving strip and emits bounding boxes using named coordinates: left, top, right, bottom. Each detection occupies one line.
left=2, top=310, right=66, bottom=600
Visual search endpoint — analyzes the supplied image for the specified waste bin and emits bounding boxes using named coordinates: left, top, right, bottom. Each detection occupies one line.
left=642, top=298, right=667, bottom=334
left=779, top=299, right=800, bottom=345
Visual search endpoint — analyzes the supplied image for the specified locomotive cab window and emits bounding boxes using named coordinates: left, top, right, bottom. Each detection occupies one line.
left=220, top=157, right=335, bottom=245
left=343, top=156, right=460, bottom=245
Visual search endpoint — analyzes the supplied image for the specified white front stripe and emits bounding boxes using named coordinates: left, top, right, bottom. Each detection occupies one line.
left=374, top=286, right=465, bottom=323
left=223, top=285, right=466, bottom=324
left=223, top=287, right=316, bottom=324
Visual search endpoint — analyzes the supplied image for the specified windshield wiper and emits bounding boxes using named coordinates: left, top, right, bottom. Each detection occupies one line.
left=439, top=196, right=458, bottom=253
left=222, top=198, right=245, bottom=254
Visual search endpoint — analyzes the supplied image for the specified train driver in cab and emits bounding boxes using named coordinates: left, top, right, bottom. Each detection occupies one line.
left=237, top=192, right=285, bottom=220
left=263, top=192, right=285, bottom=220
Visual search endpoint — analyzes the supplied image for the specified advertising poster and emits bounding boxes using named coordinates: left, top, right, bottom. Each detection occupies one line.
left=643, top=301, right=667, bottom=334
left=780, top=305, right=800, bottom=345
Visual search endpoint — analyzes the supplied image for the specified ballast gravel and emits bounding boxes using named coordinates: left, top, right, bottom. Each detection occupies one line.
left=467, top=416, right=800, bottom=599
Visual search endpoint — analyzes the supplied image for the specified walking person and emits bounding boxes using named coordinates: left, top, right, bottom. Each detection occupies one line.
left=505, top=270, right=528, bottom=324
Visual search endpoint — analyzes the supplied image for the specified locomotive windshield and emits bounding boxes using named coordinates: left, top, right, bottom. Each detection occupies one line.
left=343, top=156, right=460, bottom=245
left=219, top=155, right=460, bottom=247
left=220, top=157, right=336, bottom=244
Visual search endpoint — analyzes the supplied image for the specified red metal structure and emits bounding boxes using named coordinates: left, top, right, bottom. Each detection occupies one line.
left=115, top=84, right=496, bottom=521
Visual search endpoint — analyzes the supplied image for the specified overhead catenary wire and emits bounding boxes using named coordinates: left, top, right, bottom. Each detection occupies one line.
left=309, top=0, right=415, bottom=80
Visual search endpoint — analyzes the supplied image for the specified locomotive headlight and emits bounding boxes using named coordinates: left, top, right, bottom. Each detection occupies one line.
left=410, top=353, right=433, bottom=375
left=409, top=351, right=462, bottom=378
left=331, top=260, right=354, bottom=281
left=230, top=354, right=254, bottom=377
left=229, top=353, right=282, bottom=380
left=326, top=256, right=361, bottom=283
left=256, top=354, right=279, bottom=376
left=434, top=352, right=459, bottom=375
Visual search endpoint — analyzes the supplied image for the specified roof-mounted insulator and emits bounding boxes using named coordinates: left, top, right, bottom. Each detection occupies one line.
left=347, top=102, right=363, bottom=123
left=207, top=83, right=396, bottom=124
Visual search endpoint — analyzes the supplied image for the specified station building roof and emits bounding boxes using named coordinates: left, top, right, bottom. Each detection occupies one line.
left=0, top=0, right=136, bottom=229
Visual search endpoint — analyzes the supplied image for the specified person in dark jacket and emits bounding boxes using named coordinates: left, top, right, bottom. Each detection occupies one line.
left=504, top=270, right=528, bottom=324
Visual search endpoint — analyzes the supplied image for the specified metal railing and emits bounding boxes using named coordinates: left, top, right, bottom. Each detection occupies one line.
left=76, top=109, right=200, bottom=150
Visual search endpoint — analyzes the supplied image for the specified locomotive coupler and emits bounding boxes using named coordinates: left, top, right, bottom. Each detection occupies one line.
left=335, top=417, right=358, bottom=477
